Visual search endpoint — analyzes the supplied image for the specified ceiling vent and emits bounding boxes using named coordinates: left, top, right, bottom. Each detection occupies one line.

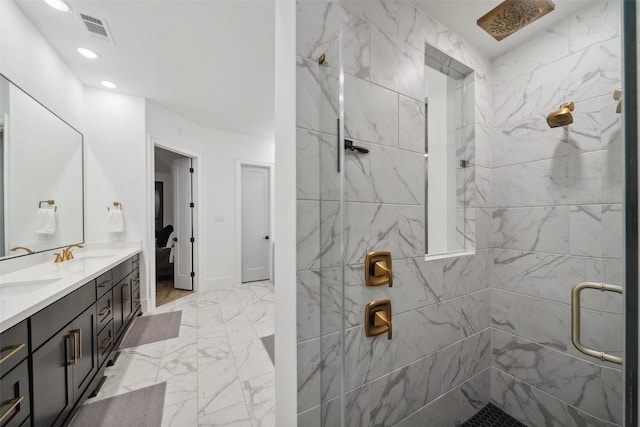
left=78, top=13, right=115, bottom=44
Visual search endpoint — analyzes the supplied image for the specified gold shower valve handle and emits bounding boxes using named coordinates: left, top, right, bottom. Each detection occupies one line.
left=365, top=251, right=393, bottom=287
left=365, top=299, right=392, bottom=340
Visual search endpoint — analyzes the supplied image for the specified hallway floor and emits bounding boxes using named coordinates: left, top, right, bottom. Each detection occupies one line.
left=156, top=280, right=193, bottom=307
left=85, top=280, right=275, bottom=427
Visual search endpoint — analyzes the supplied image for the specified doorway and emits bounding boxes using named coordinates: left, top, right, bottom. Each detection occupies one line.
left=240, top=164, right=272, bottom=283
left=154, top=146, right=196, bottom=306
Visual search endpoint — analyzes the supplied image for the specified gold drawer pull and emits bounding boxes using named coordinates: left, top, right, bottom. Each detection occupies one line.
left=99, top=305, right=112, bottom=316
left=97, top=280, right=113, bottom=288
left=0, top=396, right=24, bottom=423
left=101, top=336, right=113, bottom=351
left=0, top=343, right=25, bottom=364
left=571, top=281, right=623, bottom=364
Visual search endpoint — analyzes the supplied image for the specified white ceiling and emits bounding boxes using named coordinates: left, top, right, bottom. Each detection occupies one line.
left=410, top=0, right=602, bottom=58
left=15, top=0, right=275, bottom=139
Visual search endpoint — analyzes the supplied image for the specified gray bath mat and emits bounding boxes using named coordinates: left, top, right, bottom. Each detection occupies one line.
left=70, top=383, right=166, bottom=427
left=261, top=334, right=275, bottom=364
left=120, top=311, right=182, bottom=349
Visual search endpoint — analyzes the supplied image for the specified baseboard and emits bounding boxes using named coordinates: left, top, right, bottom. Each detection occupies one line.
left=201, top=276, right=238, bottom=290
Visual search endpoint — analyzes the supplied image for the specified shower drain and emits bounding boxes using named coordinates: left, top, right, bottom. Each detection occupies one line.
left=461, top=403, right=526, bottom=427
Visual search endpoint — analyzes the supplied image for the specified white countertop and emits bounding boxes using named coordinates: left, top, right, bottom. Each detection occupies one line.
left=0, top=244, right=141, bottom=332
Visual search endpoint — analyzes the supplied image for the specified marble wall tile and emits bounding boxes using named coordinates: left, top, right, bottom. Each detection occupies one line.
left=438, top=330, right=491, bottom=393
left=491, top=289, right=569, bottom=351
left=340, top=0, right=399, bottom=38
left=395, top=387, right=461, bottom=427
left=601, top=204, right=623, bottom=258
left=298, top=200, right=321, bottom=271
left=475, top=166, right=492, bottom=208
left=344, top=140, right=375, bottom=203
left=298, top=338, right=322, bottom=412
left=297, top=128, right=320, bottom=200
left=320, top=384, right=370, bottom=427
left=569, top=205, right=602, bottom=257
left=398, top=95, right=426, bottom=153
left=459, top=368, right=491, bottom=423
left=297, top=57, right=320, bottom=131
left=566, top=404, right=619, bottom=427
left=370, top=145, right=424, bottom=205
left=344, top=74, right=399, bottom=147
left=490, top=367, right=570, bottom=427
left=492, top=329, right=620, bottom=424
left=369, top=354, right=436, bottom=427
left=298, top=406, right=321, bottom=427
left=493, top=206, right=569, bottom=253
left=443, top=250, right=491, bottom=299
left=494, top=38, right=620, bottom=127
left=397, top=1, right=437, bottom=53
left=398, top=206, right=425, bottom=258
left=461, top=290, right=491, bottom=337
left=319, top=201, right=341, bottom=268
left=567, top=307, right=623, bottom=363
left=370, top=25, right=424, bottom=101
left=296, top=1, right=351, bottom=60
left=601, top=147, right=624, bottom=204
left=344, top=202, right=399, bottom=265
left=568, top=1, right=620, bottom=53
left=475, top=208, right=493, bottom=250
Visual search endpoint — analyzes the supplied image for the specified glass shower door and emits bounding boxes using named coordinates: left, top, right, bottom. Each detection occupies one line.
left=318, top=33, right=345, bottom=427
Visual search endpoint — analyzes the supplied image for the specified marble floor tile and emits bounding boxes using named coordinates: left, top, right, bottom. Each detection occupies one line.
left=79, top=281, right=276, bottom=427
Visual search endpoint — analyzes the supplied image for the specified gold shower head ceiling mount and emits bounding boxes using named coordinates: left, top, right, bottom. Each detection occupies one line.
left=477, top=0, right=556, bottom=41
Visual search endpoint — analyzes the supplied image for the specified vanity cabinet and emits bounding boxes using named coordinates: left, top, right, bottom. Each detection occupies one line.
left=1, top=253, right=142, bottom=427
left=0, top=320, right=30, bottom=427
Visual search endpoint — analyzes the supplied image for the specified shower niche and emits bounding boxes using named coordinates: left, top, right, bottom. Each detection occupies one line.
left=424, top=45, right=475, bottom=258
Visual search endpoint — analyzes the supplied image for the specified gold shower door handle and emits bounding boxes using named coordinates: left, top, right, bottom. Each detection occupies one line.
left=571, top=282, right=623, bottom=364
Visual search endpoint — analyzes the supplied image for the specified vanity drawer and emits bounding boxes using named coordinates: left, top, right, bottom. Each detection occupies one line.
left=0, top=358, right=31, bottom=427
left=96, top=292, right=114, bottom=333
left=97, top=321, right=114, bottom=367
left=31, top=281, right=96, bottom=351
left=0, top=320, right=28, bottom=379
left=95, top=270, right=114, bottom=299
left=113, top=259, right=133, bottom=285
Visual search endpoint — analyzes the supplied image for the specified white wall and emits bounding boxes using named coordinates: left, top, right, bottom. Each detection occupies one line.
left=0, top=0, right=83, bottom=130
left=145, top=100, right=275, bottom=289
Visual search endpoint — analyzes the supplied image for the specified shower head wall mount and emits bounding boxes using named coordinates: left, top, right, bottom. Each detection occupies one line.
left=547, top=101, right=574, bottom=128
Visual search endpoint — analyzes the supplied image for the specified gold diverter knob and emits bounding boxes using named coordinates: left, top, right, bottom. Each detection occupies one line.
left=365, top=251, right=393, bottom=287
left=365, top=299, right=392, bottom=340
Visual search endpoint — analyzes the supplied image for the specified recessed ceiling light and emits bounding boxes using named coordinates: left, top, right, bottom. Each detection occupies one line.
left=77, top=48, right=99, bottom=60
left=43, top=0, right=70, bottom=12
left=100, top=80, right=117, bottom=89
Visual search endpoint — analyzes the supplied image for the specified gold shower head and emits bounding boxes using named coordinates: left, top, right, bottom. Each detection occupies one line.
left=477, top=0, right=556, bottom=41
left=547, top=101, right=574, bottom=128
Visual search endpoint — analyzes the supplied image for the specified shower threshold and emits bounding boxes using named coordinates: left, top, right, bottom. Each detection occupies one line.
left=461, top=403, right=526, bottom=427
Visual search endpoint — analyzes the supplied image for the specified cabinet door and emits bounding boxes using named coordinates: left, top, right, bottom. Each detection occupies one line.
left=121, top=278, right=132, bottom=326
left=32, top=327, right=74, bottom=427
left=71, top=306, right=98, bottom=398
left=0, top=359, right=30, bottom=427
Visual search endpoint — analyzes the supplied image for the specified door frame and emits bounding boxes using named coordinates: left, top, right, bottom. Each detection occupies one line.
left=147, top=136, right=200, bottom=311
left=235, top=160, right=274, bottom=283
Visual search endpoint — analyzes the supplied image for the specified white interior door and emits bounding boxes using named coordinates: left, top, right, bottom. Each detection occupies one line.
left=241, top=165, right=270, bottom=282
left=173, top=158, right=194, bottom=290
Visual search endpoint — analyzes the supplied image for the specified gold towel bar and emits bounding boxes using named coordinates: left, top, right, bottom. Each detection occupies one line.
left=571, top=282, right=623, bottom=364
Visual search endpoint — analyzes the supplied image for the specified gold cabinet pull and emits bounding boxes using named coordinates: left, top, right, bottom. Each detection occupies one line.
left=571, top=282, right=623, bottom=364
left=0, top=396, right=24, bottom=423
left=97, top=280, right=113, bottom=288
left=0, top=343, right=25, bottom=364
left=122, top=282, right=130, bottom=303
left=71, top=329, right=82, bottom=360
left=66, top=334, right=77, bottom=366
left=99, top=304, right=112, bottom=317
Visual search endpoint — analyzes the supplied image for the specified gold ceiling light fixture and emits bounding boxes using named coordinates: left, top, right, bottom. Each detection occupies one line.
left=477, top=0, right=556, bottom=41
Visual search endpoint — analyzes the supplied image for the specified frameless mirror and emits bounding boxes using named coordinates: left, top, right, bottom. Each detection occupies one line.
left=0, top=74, right=84, bottom=260
left=424, top=45, right=475, bottom=257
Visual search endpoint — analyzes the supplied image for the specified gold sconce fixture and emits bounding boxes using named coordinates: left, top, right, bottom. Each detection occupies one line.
left=108, top=201, right=123, bottom=211
left=365, top=299, right=392, bottom=340
left=546, top=101, right=574, bottom=128
left=38, top=199, right=57, bottom=212
left=477, top=0, right=555, bottom=41
left=613, top=88, right=622, bottom=113
left=365, top=251, right=393, bottom=287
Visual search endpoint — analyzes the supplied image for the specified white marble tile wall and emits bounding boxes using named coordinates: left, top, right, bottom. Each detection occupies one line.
left=489, top=1, right=624, bottom=425
left=296, top=1, right=494, bottom=425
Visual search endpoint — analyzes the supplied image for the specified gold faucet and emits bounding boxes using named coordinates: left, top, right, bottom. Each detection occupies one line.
left=54, top=244, right=84, bottom=263
left=10, top=246, right=34, bottom=254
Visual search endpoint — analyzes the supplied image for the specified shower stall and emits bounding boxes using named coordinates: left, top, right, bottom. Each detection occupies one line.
left=295, top=1, right=634, bottom=425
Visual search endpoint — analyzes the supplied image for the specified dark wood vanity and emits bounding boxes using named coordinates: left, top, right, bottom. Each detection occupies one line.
left=0, top=253, right=141, bottom=427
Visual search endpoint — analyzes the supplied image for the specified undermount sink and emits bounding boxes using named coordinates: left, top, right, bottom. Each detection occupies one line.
left=0, top=278, right=62, bottom=296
